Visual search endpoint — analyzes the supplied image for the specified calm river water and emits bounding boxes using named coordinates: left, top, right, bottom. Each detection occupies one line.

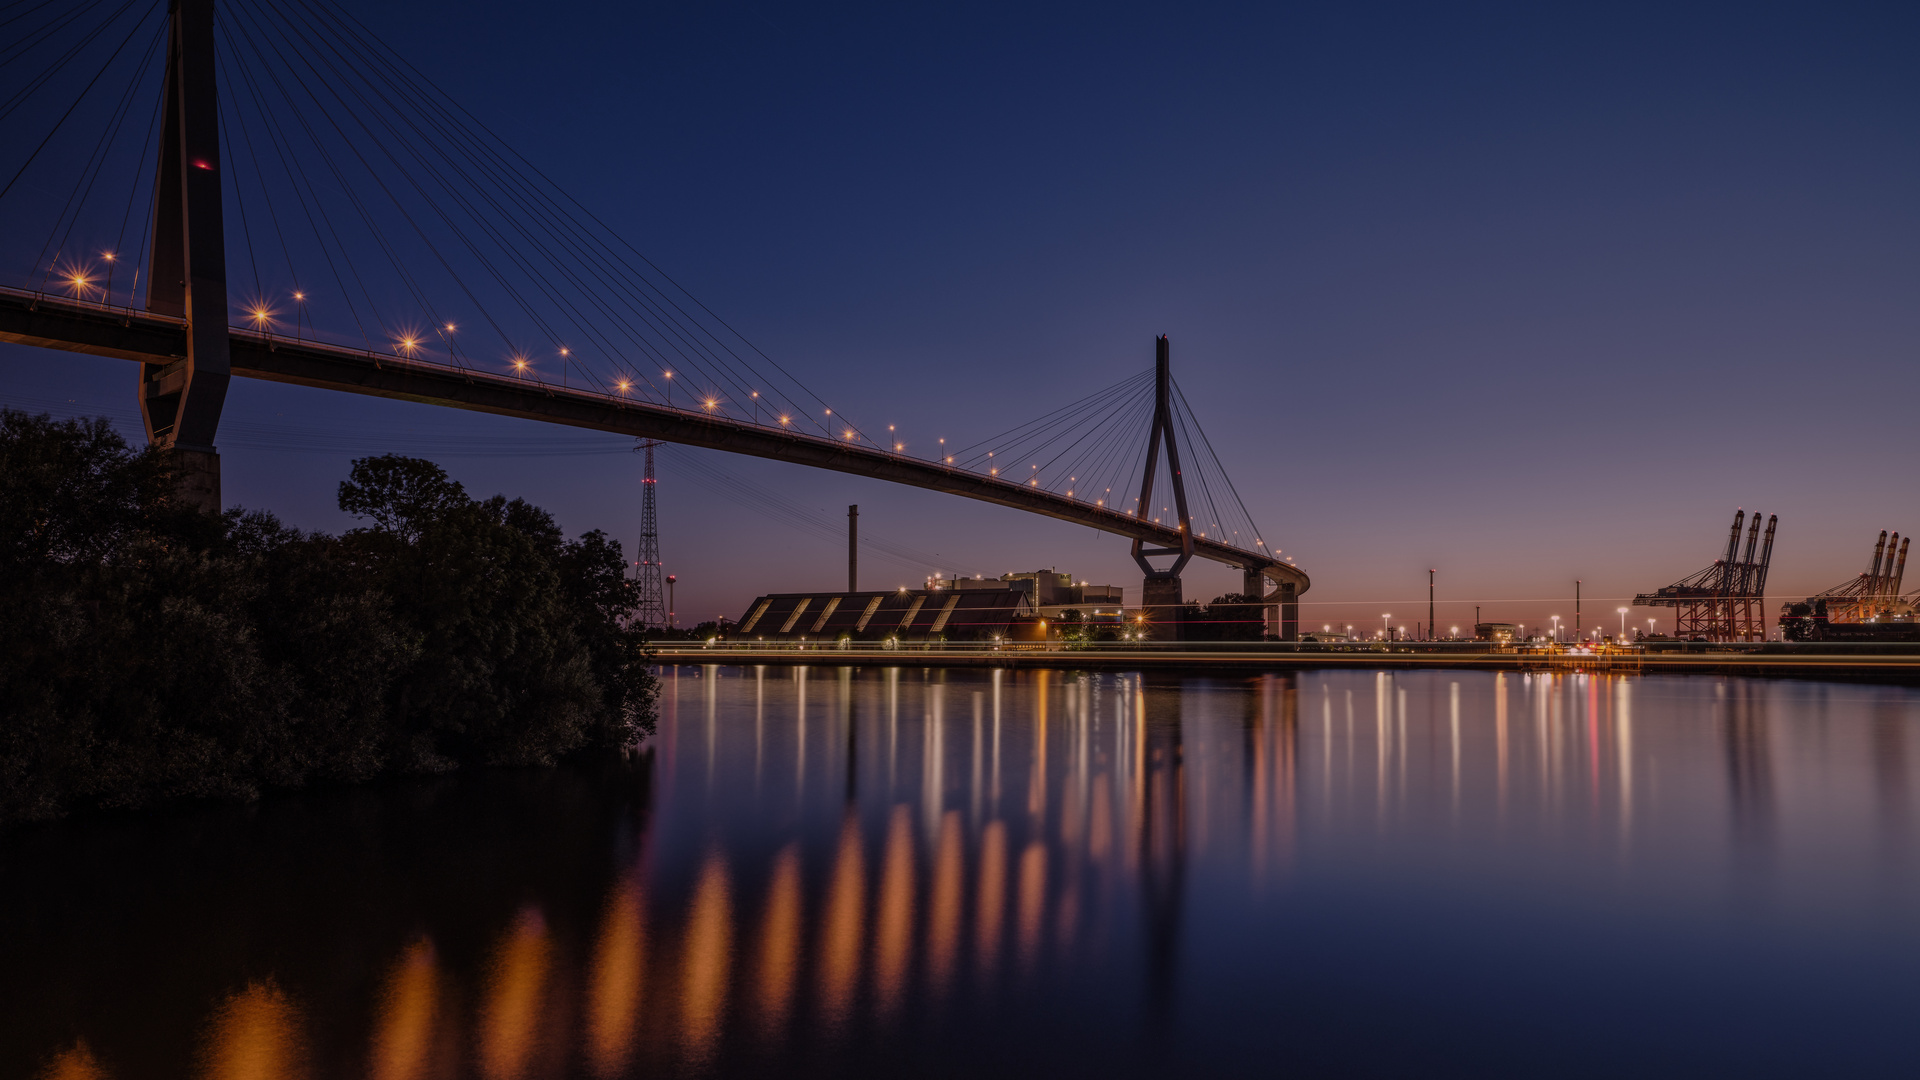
left=5, top=666, right=1920, bottom=1078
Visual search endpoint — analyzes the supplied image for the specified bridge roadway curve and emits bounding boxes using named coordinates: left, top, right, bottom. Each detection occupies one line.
left=1, top=287, right=1309, bottom=596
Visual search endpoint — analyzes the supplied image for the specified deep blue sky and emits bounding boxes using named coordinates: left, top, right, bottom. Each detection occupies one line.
left=5, top=0, right=1918, bottom=633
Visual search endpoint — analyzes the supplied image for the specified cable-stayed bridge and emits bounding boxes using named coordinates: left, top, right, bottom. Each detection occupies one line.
left=0, top=0, right=1307, bottom=636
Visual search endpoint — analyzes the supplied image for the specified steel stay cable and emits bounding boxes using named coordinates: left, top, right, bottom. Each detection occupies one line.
left=223, top=1, right=411, bottom=340
left=286, top=0, right=820, bottom=422
left=30, top=11, right=159, bottom=296
left=274, top=0, right=683, bottom=402
left=307, top=0, right=858, bottom=440
left=213, top=80, right=264, bottom=309
left=0, top=0, right=112, bottom=84
left=260, top=0, right=605, bottom=379
left=956, top=375, right=1150, bottom=478
left=224, top=0, right=444, bottom=345
left=1033, top=376, right=1155, bottom=492
left=947, top=369, right=1148, bottom=464
left=0, top=0, right=149, bottom=206
left=230, top=0, right=506, bottom=367
left=0, top=0, right=73, bottom=33
left=10, top=0, right=152, bottom=269
left=1174, top=379, right=1264, bottom=550
left=213, top=26, right=302, bottom=313
left=108, top=38, right=161, bottom=307
left=1053, top=384, right=1155, bottom=502
left=1069, top=391, right=1145, bottom=510
left=218, top=19, right=377, bottom=348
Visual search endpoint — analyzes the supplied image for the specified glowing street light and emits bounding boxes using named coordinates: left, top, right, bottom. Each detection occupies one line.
left=1618, top=607, right=1629, bottom=638
left=1383, top=614, right=1392, bottom=639
left=1550, top=615, right=1561, bottom=642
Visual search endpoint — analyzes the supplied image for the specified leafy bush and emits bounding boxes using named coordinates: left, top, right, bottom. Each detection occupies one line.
left=0, top=412, right=656, bottom=823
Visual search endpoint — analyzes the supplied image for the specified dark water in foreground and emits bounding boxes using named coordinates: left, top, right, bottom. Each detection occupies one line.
left=5, top=667, right=1920, bottom=1079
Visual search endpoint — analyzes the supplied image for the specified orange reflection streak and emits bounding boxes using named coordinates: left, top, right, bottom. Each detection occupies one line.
left=755, top=844, right=802, bottom=1037
left=679, top=852, right=734, bottom=1059
left=1053, top=876, right=1080, bottom=963
left=201, top=979, right=307, bottom=1080
left=1129, top=688, right=1146, bottom=874
left=817, top=814, right=865, bottom=1029
left=1017, top=840, right=1047, bottom=974
left=1089, top=773, right=1113, bottom=864
left=975, top=820, right=1007, bottom=984
left=1496, top=673, right=1509, bottom=817
left=1029, top=673, right=1049, bottom=819
left=369, top=939, right=440, bottom=1080
left=479, top=908, right=551, bottom=1080
left=927, top=810, right=964, bottom=997
left=586, top=880, right=646, bottom=1078
left=874, top=805, right=916, bottom=1016
left=40, top=1042, right=106, bottom=1080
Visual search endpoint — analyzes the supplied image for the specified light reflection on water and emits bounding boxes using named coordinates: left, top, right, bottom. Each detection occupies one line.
left=4, top=667, right=1920, bottom=1078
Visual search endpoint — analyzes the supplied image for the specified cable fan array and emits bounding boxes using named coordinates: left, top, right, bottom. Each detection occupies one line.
left=0, top=0, right=1274, bottom=561
left=946, top=369, right=1273, bottom=558
left=2, top=0, right=861, bottom=441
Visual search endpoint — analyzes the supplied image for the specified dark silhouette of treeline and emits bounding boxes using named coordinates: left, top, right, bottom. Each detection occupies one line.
left=0, top=410, right=656, bottom=824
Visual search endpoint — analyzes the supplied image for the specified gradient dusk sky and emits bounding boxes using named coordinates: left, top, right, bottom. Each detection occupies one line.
left=4, top=0, right=1917, bottom=633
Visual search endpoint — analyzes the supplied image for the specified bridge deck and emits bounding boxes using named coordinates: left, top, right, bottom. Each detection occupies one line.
left=0, top=287, right=1307, bottom=593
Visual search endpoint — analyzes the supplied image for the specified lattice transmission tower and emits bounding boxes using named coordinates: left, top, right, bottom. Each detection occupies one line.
left=633, top=440, right=666, bottom=629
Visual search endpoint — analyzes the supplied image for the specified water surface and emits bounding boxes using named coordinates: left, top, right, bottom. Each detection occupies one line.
left=5, top=666, right=1918, bottom=1078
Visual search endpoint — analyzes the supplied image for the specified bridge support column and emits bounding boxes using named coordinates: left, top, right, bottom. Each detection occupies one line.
left=140, top=0, right=229, bottom=515
left=1243, top=567, right=1277, bottom=640
left=1142, top=572, right=1184, bottom=641
left=171, top=446, right=220, bottom=512
left=1280, top=582, right=1299, bottom=642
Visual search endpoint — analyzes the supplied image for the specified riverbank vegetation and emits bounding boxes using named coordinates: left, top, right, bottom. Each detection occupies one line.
left=0, top=410, right=656, bottom=824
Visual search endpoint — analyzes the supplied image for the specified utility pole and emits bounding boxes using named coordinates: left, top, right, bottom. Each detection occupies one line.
left=849, top=505, right=858, bottom=592
left=667, top=575, right=677, bottom=629
left=1575, top=579, right=1582, bottom=638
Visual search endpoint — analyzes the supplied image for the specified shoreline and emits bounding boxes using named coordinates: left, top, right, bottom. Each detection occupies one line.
left=650, top=646, right=1920, bottom=681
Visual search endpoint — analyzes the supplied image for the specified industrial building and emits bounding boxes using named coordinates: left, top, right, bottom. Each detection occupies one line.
left=735, top=568, right=1126, bottom=644
left=928, top=569, right=1125, bottom=620
left=736, top=587, right=1028, bottom=644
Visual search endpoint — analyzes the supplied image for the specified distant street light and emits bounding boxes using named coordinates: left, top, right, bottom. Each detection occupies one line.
left=1551, top=615, right=1561, bottom=642
left=667, top=574, right=677, bottom=629
left=1383, top=614, right=1391, bottom=640
left=1618, top=607, right=1629, bottom=638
